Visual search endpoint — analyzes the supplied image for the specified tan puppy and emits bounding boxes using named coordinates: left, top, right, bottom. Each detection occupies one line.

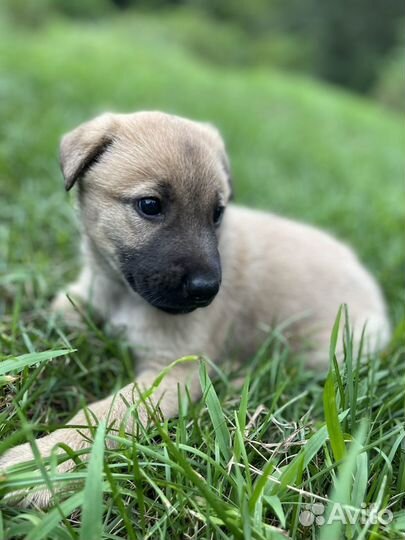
left=0, top=111, right=390, bottom=506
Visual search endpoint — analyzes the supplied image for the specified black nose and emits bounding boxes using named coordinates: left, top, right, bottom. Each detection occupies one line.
left=184, top=274, right=220, bottom=304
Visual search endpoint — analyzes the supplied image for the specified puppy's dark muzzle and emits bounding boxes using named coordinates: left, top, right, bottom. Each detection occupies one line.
left=119, top=242, right=222, bottom=314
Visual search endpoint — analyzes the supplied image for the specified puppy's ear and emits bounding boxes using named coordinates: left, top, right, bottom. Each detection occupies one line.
left=60, top=113, right=118, bottom=191
left=201, top=122, right=234, bottom=200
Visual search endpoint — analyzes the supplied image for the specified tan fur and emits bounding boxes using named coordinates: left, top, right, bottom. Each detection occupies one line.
left=0, top=111, right=390, bottom=507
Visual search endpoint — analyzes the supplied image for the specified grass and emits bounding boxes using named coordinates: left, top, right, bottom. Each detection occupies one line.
left=0, top=11, right=404, bottom=540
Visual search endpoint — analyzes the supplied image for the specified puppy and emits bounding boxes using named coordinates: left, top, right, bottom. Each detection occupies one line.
left=0, top=111, right=390, bottom=507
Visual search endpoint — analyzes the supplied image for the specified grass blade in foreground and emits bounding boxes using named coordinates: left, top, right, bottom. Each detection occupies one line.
left=323, top=372, right=346, bottom=463
left=79, top=421, right=106, bottom=540
left=25, top=492, right=84, bottom=540
left=324, top=306, right=346, bottom=463
left=0, top=350, right=73, bottom=376
left=199, top=361, right=231, bottom=463
left=320, top=421, right=368, bottom=540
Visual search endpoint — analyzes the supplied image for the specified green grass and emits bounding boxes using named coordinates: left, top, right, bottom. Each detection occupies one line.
left=0, top=12, right=404, bottom=540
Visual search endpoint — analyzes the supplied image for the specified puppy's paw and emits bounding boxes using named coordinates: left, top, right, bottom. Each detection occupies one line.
left=2, top=482, right=55, bottom=509
left=0, top=430, right=89, bottom=509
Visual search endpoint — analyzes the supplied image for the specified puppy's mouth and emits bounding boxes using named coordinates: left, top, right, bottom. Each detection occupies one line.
left=150, top=296, right=216, bottom=315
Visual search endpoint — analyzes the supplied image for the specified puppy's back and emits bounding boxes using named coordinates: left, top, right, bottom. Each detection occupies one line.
left=220, top=204, right=390, bottom=363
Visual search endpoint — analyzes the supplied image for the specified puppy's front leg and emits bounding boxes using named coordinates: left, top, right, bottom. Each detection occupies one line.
left=0, top=361, right=201, bottom=508
left=50, top=266, right=94, bottom=327
left=51, top=264, right=119, bottom=327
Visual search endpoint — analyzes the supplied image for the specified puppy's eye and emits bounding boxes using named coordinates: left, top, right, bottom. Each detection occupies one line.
left=137, top=197, right=162, bottom=218
left=213, top=205, right=225, bottom=226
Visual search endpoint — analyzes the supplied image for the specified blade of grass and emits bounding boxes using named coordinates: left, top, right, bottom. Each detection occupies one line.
left=323, top=371, right=347, bottom=463
left=271, top=410, right=349, bottom=496
left=249, top=460, right=275, bottom=513
left=329, top=305, right=343, bottom=365
left=0, top=349, right=73, bottom=376
left=79, top=421, right=106, bottom=540
left=263, top=495, right=286, bottom=528
left=320, top=420, right=368, bottom=540
left=26, top=491, right=84, bottom=540
left=351, top=451, right=368, bottom=509
left=199, top=361, right=231, bottom=463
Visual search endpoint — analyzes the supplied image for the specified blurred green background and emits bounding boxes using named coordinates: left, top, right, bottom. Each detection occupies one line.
left=0, top=0, right=404, bottom=319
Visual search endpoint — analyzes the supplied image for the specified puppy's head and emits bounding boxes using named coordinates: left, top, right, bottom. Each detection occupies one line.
left=60, top=111, right=232, bottom=314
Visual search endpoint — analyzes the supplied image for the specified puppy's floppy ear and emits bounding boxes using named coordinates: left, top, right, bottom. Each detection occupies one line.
left=60, top=113, right=118, bottom=191
left=201, top=122, right=234, bottom=200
